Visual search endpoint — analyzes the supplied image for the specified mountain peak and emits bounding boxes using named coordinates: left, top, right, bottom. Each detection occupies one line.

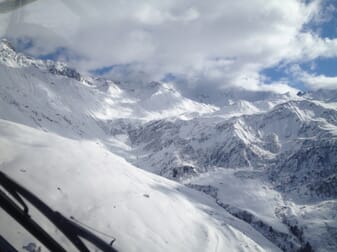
left=0, top=38, right=82, bottom=81
left=0, top=38, right=34, bottom=68
left=47, top=61, right=82, bottom=81
left=0, top=38, right=16, bottom=51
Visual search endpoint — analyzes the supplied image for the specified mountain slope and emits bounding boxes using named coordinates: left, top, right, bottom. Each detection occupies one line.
left=1, top=39, right=337, bottom=251
left=0, top=119, right=280, bottom=252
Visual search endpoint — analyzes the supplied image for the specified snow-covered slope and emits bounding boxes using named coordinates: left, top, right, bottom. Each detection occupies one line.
left=0, top=39, right=216, bottom=124
left=121, top=99, right=337, bottom=186
left=0, top=119, right=281, bottom=252
left=1, top=39, right=337, bottom=251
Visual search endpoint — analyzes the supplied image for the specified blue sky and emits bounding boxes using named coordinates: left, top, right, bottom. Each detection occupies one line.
left=1, top=0, right=337, bottom=92
left=262, top=56, right=337, bottom=91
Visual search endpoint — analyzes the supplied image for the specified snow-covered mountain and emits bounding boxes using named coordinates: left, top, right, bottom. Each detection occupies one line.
left=0, top=39, right=336, bottom=251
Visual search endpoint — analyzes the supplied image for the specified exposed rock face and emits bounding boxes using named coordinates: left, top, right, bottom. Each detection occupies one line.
left=271, top=139, right=337, bottom=200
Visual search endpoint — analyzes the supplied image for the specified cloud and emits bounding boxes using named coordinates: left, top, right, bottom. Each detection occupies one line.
left=289, top=33, right=337, bottom=61
left=288, top=64, right=337, bottom=89
left=302, top=74, right=337, bottom=89
left=0, top=0, right=336, bottom=91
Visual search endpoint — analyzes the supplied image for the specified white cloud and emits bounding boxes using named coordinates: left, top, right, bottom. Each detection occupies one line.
left=288, top=64, right=337, bottom=90
left=289, top=33, right=337, bottom=61
left=0, top=0, right=336, bottom=91
left=302, top=74, right=337, bottom=89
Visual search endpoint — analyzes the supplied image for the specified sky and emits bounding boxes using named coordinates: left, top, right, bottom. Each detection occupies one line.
left=0, top=0, right=337, bottom=93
